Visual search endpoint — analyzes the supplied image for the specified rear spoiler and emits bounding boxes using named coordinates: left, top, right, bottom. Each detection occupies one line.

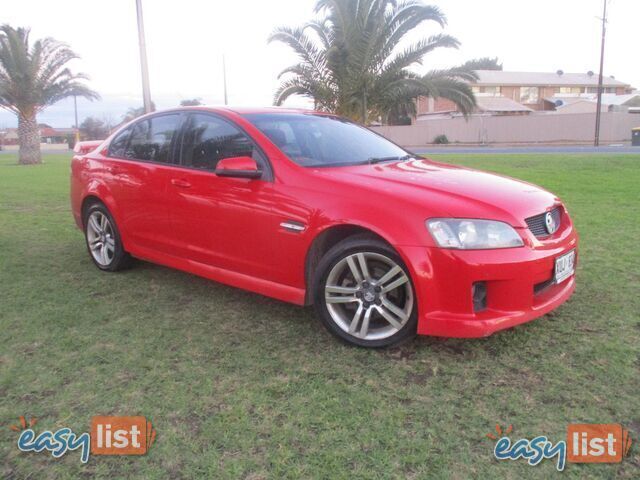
left=73, top=140, right=103, bottom=155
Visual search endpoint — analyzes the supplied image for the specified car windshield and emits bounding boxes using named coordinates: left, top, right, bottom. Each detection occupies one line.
left=242, top=113, right=410, bottom=167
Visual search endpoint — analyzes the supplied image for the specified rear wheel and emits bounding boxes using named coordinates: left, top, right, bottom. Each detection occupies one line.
left=83, top=203, right=132, bottom=271
left=313, top=235, right=417, bottom=347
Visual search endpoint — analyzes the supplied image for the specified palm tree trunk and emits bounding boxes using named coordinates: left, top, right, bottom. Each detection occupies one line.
left=362, top=91, right=368, bottom=125
left=18, top=112, right=42, bottom=165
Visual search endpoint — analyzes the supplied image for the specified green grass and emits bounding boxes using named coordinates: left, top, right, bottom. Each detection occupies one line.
left=1, top=153, right=639, bottom=479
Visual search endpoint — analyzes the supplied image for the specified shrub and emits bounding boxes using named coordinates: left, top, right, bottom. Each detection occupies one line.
left=433, top=134, right=449, bottom=144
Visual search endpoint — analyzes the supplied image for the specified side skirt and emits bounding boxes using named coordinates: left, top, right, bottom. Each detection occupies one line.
left=128, top=244, right=306, bottom=306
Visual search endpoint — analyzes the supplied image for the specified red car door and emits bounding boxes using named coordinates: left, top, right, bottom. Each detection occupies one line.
left=166, top=113, right=285, bottom=282
left=105, top=113, right=183, bottom=255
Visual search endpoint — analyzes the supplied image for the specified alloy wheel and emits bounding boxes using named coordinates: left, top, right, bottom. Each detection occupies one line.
left=86, top=211, right=116, bottom=267
left=324, top=252, right=414, bottom=341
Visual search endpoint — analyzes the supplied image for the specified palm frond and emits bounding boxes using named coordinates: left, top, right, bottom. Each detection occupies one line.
left=268, top=26, right=328, bottom=80
left=303, top=20, right=334, bottom=49
left=382, top=34, right=459, bottom=73
left=421, top=74, right=477, bottom=115
left=376, top=2, right=447, bottom=62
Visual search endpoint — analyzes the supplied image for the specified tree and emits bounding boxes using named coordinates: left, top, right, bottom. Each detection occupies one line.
left=458, top=57, right=502, bottom=71
left=79, top=116, right=108, bottom=140
left=122, top=102, right=156, bottom=123
left=180, top=98, right=202, bottom=106
left=0, top=25, right=99, bottom=164
left=269, top=0, right=478, bottom=124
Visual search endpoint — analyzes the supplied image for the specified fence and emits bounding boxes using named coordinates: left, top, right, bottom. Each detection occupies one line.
left=2, top=143, right=70, bottom=151
left=371, top=112, right=640, bottom=147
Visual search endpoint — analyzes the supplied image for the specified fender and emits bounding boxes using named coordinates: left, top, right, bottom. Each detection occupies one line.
left=304, top=218, right=428, bottom=317
left=80, top=180, right=131, bottom=250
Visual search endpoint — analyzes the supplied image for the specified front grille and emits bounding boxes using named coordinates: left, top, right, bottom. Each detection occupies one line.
left=525, top=207, right=561, bottom=238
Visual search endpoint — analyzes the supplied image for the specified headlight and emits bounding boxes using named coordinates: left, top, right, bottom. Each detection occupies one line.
left=426, top=219, right=523, bottom=249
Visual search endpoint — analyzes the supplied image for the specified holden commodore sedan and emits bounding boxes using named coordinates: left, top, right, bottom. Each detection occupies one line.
left=70, top=107, right=577, bottom=347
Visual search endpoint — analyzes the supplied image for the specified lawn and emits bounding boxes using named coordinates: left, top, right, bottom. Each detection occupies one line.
left=1, top=152, right=638, bottom=479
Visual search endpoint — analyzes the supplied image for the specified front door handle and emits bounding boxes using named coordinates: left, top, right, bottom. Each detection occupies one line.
left=171, top=178, right=191, bottom=188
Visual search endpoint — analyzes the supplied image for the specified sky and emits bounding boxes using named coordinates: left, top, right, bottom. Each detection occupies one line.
left=1, top=0, right=637, bottom=128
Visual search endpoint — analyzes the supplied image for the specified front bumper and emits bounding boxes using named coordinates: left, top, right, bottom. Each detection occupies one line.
left=399, top=225, right=578, bottom=338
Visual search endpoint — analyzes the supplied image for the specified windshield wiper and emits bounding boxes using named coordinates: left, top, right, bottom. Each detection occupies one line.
left=367, top=154, right=413, bottom=164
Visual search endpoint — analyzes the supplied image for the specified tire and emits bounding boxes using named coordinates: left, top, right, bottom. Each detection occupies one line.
left=83, top=202, right=132, bottom=272
left=312, top=234, right=417, bottom=348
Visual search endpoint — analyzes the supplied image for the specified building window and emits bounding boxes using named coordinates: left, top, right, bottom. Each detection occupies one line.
left=586, top=87, right=617, bottom=94
left=520, top=87, right=539, bottom=104
left=558, top=87, right=583, bottom=95
left=472, top=86, right=500, bottom=96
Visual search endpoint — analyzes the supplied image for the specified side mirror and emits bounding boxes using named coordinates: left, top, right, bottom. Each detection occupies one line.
left=215, top=156, right=262, bottom=179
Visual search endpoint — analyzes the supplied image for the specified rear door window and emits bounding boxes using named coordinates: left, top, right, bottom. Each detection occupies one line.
left=125, top=114, right=181, bottom=163
left=108, top=127, right=131, bottom=158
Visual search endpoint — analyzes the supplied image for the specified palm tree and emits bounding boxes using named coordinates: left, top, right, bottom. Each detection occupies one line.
left=0, top=25, right=99, bottom=164
left=269, top=0, right=479, bottom=124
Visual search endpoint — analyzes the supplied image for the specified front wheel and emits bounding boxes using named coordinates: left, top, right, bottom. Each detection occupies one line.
left=83, top=203, right=132, bottom=271
left=313, top=235, right=417, bottom=348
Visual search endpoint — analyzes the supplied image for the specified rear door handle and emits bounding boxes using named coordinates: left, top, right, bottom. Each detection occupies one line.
left=171, top=178, right=192, bottom=188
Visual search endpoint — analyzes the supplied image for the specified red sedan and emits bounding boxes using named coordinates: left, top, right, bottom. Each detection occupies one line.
left=70, top=107, right=577, bottom=347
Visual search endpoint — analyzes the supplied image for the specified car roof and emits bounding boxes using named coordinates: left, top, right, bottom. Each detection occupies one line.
left=109, top=106, right=336, bottom=139
left=169, top=105, right=325, bottom=115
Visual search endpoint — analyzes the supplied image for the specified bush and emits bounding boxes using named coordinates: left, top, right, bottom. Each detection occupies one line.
left=433, top=134, right=449, bottom=144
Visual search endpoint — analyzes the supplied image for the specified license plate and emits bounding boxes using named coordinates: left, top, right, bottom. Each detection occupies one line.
left=554, top=250, right=575, bottom=284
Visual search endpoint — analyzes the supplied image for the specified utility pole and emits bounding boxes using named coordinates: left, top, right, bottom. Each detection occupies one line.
left=135, top=0, right=153, bottom=113
left=222, top=54, right=228, bottom=105
left=594, top=0, right=608, bottom=147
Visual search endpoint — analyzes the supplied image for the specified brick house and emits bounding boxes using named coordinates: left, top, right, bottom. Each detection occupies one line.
left=0, top=125, right=75, bottom=146
left=40, top=126, right=75, bottom=143
left=416, top=70, right=634, bottom=119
